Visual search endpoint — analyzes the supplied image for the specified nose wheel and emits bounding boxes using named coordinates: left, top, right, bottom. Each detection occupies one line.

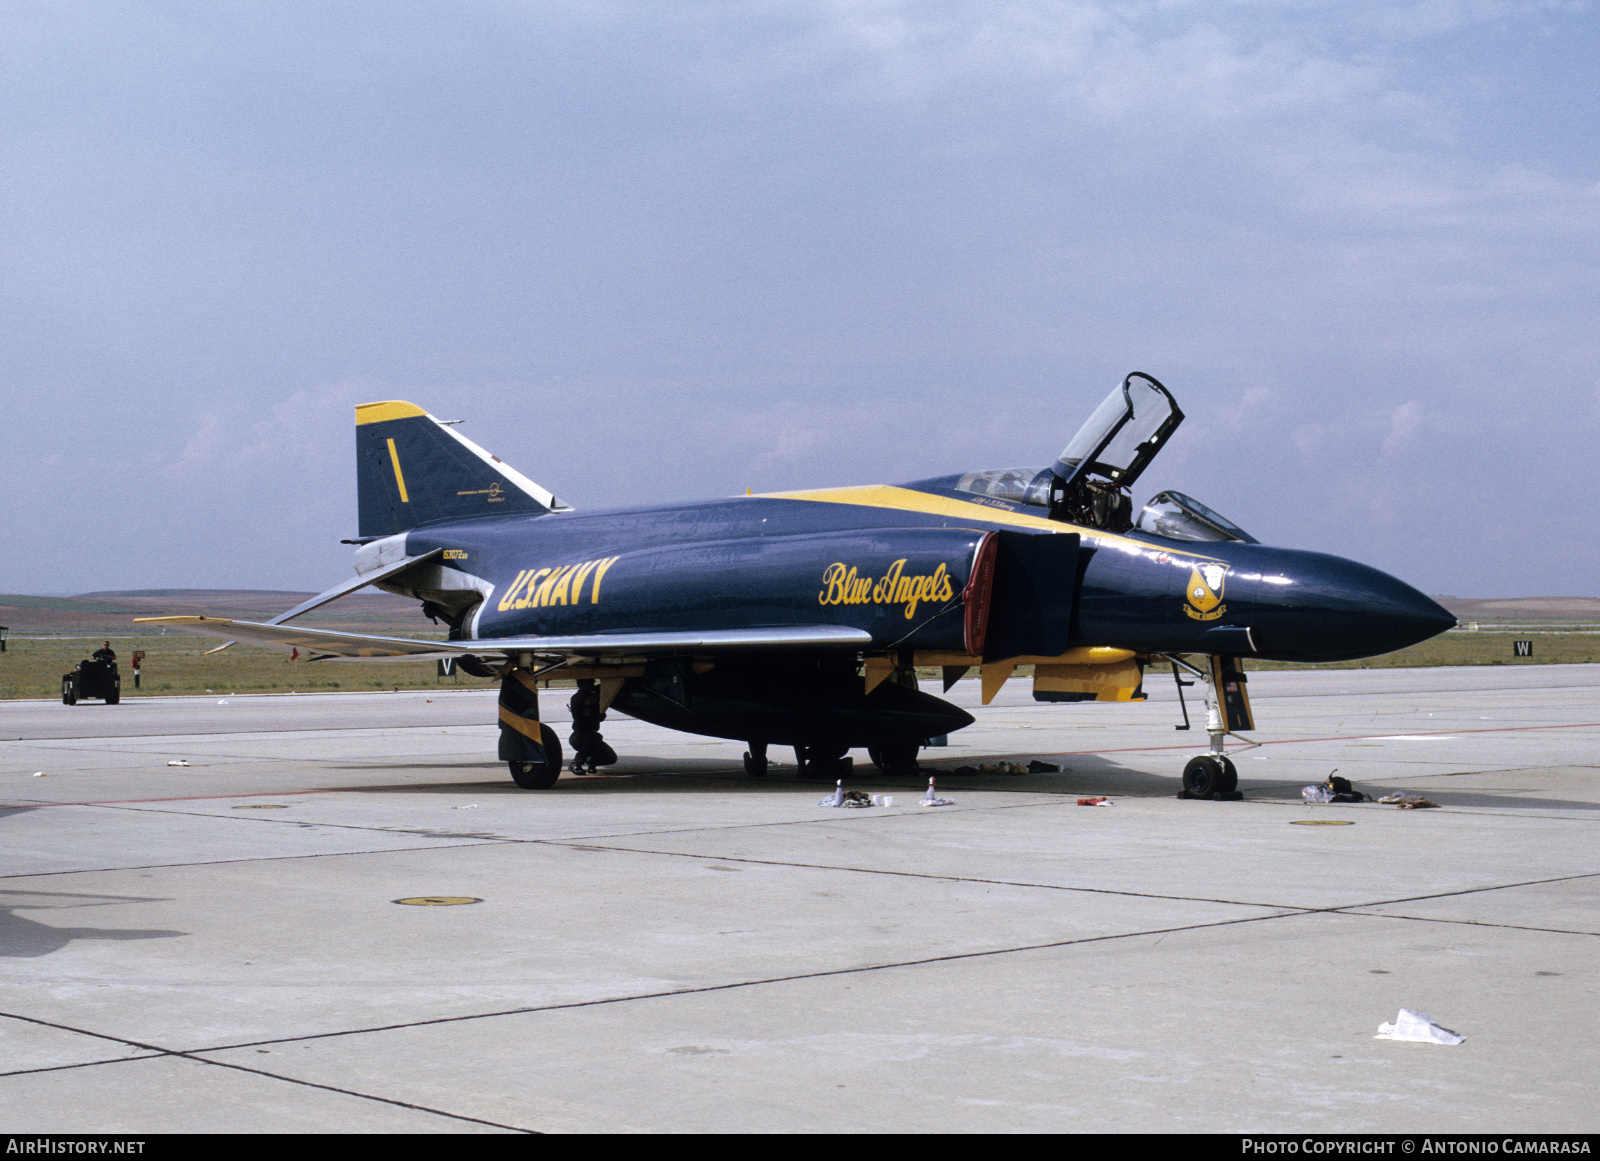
left=1181, top=754, right=1238, bottom=798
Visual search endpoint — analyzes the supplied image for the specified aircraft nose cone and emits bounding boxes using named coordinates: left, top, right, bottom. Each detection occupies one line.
left=1243, top=550, right=1455, bottom=662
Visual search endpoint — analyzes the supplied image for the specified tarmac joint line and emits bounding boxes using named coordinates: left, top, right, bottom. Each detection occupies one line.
left=0, top=1008, right=536, bottom=1133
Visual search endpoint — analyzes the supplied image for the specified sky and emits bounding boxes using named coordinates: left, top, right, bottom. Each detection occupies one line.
left=2, top=0, right=1597, bottom=598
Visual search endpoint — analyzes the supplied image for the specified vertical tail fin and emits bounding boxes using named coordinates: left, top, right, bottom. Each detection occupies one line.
left=355, top=402, right=569, bottom=538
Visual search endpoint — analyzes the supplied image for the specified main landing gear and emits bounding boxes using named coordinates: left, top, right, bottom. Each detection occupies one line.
left=794, top=743, right=850, bottom=780
left=867, top=742, right=920, bottom=778
left=740, top=741, right=922, bottom=779
left=499, top=662, right=564, bottom=789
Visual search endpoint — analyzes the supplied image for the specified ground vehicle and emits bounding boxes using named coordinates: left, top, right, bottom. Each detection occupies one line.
left=63, top=658, right=120, bottom=705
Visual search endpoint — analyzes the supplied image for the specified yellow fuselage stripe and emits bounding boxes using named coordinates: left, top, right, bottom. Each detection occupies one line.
left=756, top=484, right=1222, bottom=560
left=386, top=438, right=410, bottom=503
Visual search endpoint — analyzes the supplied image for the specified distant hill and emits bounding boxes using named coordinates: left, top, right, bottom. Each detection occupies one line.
left=1436, top=596, right=1600, bottom=624
left=1, top=587, right=426, bottom=636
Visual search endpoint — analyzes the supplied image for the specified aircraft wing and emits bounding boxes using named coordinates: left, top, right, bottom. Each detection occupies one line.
left=135, top=616, right=872, bottom=660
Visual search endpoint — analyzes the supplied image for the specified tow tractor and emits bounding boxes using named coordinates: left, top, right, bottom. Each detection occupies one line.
left=62, top=657, right=120, bottom=705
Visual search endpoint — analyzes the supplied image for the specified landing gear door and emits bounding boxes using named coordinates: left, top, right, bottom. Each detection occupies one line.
left=1053, top=373, right=1183, bottom=495
left=1210, top=655, right=1255, bottom=733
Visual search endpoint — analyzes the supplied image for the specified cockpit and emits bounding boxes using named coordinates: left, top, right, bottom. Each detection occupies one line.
left=954, top=466, right=1054, bottom=509
left=1134, top=490, right=1257, bottom=543
left=950, top=372, right=1258, bottom=542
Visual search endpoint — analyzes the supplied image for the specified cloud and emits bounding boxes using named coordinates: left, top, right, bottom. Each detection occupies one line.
left=2, top=0, right=1596, bottom=595
left=1380, top=399, right=1424, bottom=456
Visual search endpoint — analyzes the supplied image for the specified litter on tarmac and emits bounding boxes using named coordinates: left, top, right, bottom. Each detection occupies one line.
left=1077, top=797, right=1113, bottom=807
left=921, top=777, right=954, bottom=807
left=1376, top=1010, right=1464, bottom=1045
left=949, top=762, right=1030, bottom=776
left=1379, top=793, right=1440, bottom=809
left=817, top=781, right=874, bottom=808
left=167, top=760, right=190, bottom=767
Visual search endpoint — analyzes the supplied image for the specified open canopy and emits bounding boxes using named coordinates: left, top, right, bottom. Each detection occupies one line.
left=1053, top=372, right=1183, bottom=492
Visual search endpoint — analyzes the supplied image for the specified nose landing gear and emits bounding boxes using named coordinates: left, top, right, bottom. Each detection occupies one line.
left=1171, top=653, right=1249, bottom=800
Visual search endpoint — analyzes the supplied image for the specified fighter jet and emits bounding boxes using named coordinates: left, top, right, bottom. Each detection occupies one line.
left=141, top=373, right=1455, bottom=795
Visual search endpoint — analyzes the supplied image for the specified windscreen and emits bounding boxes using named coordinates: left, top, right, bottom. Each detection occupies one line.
left=1136, top=490, right=1259, bottom=543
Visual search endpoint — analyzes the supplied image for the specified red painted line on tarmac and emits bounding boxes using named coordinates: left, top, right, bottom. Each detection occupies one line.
left=1034, top=720, right=1600, bottom=758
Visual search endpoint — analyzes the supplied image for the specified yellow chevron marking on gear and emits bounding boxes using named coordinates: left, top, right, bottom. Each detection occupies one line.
left=356, top=400, right=428, bottom=425
left=386, top=438, right=410, bottom=503
left=497, top=705, right=544, bottom=741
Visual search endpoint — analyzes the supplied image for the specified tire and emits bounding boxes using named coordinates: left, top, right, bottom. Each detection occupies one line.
left=868, top=742, right=919, bottom=777
left=62, top=678, right=76, bottom=706
left=1182, top=754, right=1236, bottom=797
left=1217, top=755, right=1237, bottom=793
left=742, top=751, right=768, bottom=776
left=795, top=743, right=848, bottom=779
left=507, top=725, right=564, bottom=789
left=106, top=678, right=120, bottom=706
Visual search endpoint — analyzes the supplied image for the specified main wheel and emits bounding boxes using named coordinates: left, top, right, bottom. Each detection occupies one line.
left=868, top=742, right=919, bottom=777
left=1182, top=754, right=1237, bottom=796
left=508, top=725, right=564, bottom=789
left=742, top=748, right=768, bottom=776
left=794, top=743, right=848, bottom=780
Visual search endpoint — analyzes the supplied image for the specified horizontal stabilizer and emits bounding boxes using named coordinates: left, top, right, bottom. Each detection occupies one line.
left=134, top=617, right=872, bottom=661
left=195, top=550, right=446, bottom=656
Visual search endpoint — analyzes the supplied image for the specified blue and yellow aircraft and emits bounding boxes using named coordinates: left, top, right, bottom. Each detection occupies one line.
left=143, top=374, right=1454, bottom=796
